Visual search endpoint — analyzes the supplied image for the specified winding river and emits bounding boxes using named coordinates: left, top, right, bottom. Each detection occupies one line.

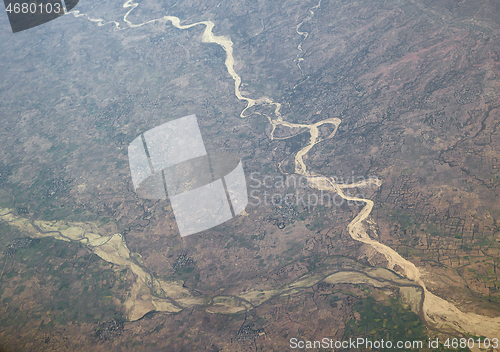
left=25, top=0, right=500, bottom=339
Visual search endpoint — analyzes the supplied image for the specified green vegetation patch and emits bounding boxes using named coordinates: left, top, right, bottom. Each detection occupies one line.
left=343, top=296, right=470, bottom=351
left=0, top=237, right=125, bottom=329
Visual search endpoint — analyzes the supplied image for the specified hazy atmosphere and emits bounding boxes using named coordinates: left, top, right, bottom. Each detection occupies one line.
left=1, top=0, right=500, bottom=351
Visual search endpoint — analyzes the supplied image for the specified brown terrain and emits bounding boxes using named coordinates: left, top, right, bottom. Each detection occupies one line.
left=1, top=0, right=500, bottom=350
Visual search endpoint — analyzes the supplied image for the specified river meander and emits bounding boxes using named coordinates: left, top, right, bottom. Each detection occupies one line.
left=4, top=0, right=498, bottom=339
